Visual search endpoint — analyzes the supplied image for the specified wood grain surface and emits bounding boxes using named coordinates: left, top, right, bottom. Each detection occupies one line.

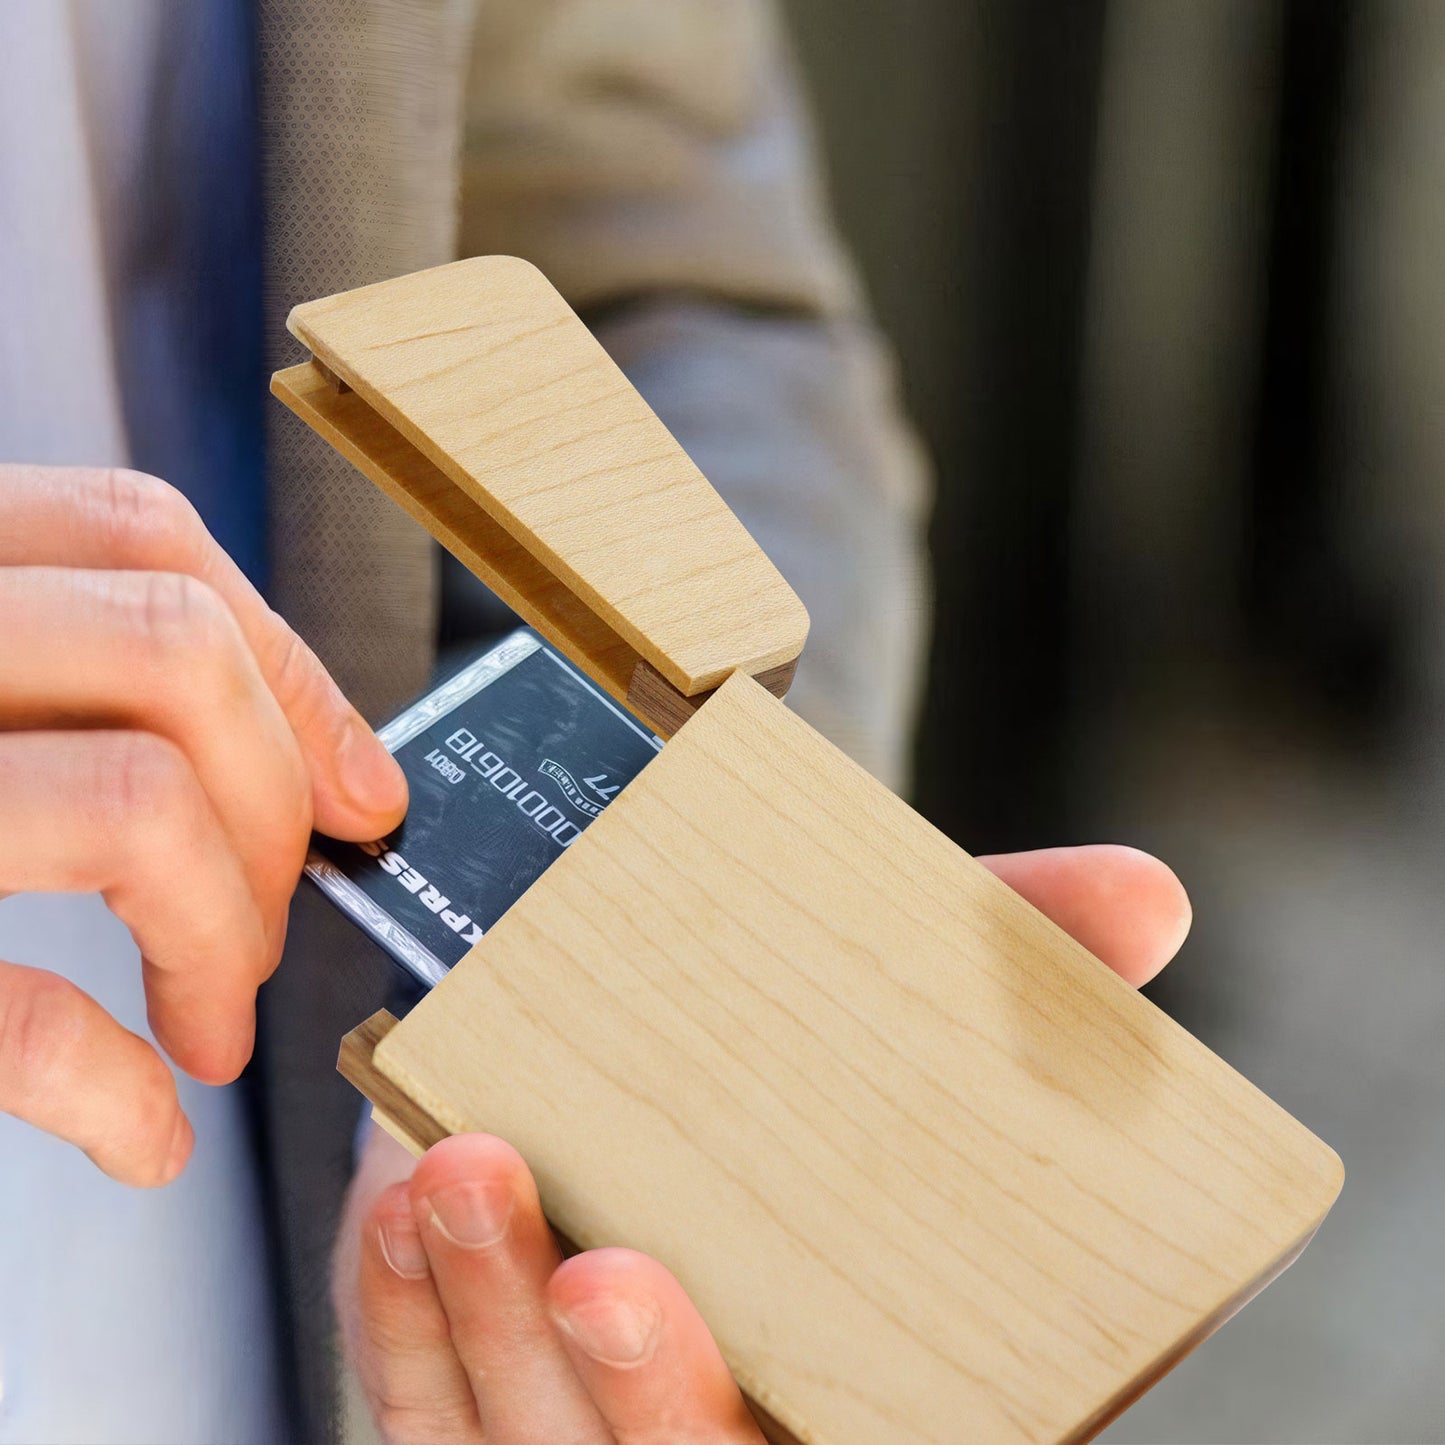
left=282, top=256, right=809, bottom=698
left=271, top=358, right=642, bottom=703
left=370, top=674, right=1343, bottom=1445
left=272, top=356, right=798, bottom=737
left=339, top=1011, right=805, bottom=1445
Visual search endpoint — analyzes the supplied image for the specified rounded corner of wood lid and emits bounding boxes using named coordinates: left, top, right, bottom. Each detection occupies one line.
left=745, top=587, right=809, bottom=683
left=465, top=253, right=547, bottom=285
left=283, top=302, right=308, bottom=344
left=779, top=591, right=811, bottom=661
left=644, top=555, right=809, bottom=696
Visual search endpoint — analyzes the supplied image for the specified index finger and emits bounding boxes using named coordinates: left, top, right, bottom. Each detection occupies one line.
left=0, top=463, right=407, bottom=840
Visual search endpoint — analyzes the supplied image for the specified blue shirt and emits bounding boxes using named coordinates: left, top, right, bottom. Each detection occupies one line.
left=110, top=0, right=267, bottom=587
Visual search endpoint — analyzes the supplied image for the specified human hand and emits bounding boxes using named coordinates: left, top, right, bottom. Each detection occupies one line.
left=0, top=464, right=408, bottom=1185
left=337, top=844, right=1190, bottom=1444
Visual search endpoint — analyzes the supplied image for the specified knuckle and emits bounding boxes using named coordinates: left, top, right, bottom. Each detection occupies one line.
left=361, top=1260, right=452, bottom=1355
left=261, top=597, right=354, bottom=713
left=103, top=732, right=191, bottom=832
left=113, top=571, right=252, bottom=709
left=263, top=615, right=352, bottom=770
left=369, top=1400, right=475, bottom=1445
left=368, top=1401, right=423, bottom=1445
left=96, top=469, right=207, bottom=568
left=0, top=972, right=89, bottom=1114
left=266, top=625, right=332, bottom=782
left=134, top=570, right=232, bottom=658
left=364, top=1311, right=444, bottom=1367
left=266, top=620, right=320, bottom=716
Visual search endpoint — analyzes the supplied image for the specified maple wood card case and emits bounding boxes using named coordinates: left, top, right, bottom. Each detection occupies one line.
left=272, top=256, right=1343, bottom=1445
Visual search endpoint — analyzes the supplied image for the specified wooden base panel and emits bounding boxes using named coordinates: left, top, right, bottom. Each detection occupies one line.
left=338, top=1011, right=803, bottom=1445
left=339, top=676, right=1341, bottom=1445
left=294, top=256, right=1342, bottom=1445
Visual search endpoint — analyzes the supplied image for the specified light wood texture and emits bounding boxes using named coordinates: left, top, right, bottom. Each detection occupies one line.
left=371, top=673, right=1342, bottom=1445
left=279, top=255, right=809, bottom=700
left=272, top=358, right=640, bottom=702
left=274, top=349, right=795, bottom=736
left=339, top=1010, right=805, bottom=1445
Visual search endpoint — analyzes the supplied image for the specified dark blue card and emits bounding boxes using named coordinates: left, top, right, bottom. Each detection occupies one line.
left=307, top=629, right=662, bottom=986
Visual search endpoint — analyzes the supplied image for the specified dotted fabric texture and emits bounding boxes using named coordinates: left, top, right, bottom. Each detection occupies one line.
left=262, top=0, right=475, bottom=725
left=257, top=6, right=474, bottom=1439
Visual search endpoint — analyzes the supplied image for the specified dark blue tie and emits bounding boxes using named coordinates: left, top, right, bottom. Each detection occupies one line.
left=111, top=0, right=267, bottom=587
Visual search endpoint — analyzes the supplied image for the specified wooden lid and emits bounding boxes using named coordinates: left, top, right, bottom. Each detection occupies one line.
left=272, top=256, right=809, bottom=735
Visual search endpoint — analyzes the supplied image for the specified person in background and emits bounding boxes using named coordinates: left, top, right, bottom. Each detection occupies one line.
left=0, top=3, right=1191, bottom=1442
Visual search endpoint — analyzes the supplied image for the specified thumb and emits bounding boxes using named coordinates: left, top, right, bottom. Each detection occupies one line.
left=977, top=844, right=1192, bottom=988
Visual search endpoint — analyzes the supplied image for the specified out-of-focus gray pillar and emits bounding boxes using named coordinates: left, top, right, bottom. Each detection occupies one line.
left=1334, top=0, right=1445, bottom=817
left=1074, top=0, right=1284, bottom=707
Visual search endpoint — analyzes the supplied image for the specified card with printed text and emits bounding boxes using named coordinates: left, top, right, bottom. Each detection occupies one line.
left=306, top=629, right=662, bottom=987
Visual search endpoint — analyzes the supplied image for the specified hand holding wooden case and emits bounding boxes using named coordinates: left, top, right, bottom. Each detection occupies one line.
left=273, top=257, right=1342, bottom=1445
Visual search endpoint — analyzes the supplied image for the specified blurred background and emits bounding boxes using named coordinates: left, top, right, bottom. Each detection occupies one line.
left=782, top=0, right=1445, bottom=1439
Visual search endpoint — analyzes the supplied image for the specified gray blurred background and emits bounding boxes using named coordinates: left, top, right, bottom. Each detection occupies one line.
left=781, top=0, right=1445, bottom=1439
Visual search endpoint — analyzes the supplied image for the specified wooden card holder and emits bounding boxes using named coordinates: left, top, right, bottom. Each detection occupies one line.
left=273, top=257, right=1342, bottom=1445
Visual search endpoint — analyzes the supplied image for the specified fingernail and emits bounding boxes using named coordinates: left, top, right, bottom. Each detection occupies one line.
left=378, top=1217, right=430, bottom=1279
left=164, top=1113, right=194, bottom=1182
left=555, top=1295, right=662, bottom=1367
left=338, top=717, right=408, bottom=815
left=424, top=1181, right=514, bottom=1249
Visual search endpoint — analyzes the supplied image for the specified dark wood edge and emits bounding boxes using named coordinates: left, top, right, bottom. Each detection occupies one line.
left=337, top=1011, right=449, bottom=1151
left=337, top=1009, right=807, bottom=1443
left=310, top=354, right=352, bottom=393
left=627, top=655, right=799, bottom=737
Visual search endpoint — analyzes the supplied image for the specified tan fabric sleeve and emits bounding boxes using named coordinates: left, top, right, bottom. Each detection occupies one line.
left=596, top=301, right=930, bottom=789
left=458, top=0, right=861, bottom=314
left=458, top=0, right=931, bottom=787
